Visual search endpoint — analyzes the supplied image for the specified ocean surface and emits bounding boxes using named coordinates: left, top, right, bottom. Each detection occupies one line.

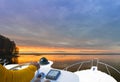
left=18, top=54, right=120, bottom=81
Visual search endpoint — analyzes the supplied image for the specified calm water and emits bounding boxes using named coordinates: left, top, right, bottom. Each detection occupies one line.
left=18, top=54, right=120, bottom=81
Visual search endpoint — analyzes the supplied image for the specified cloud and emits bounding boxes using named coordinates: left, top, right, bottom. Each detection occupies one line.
left=0, top=0, right=120, bottom=51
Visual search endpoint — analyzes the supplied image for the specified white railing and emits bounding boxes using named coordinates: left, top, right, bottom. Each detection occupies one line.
left=64, top=59, right=120, bottom=75
left=98, top=61, right=120, bottom=75
left=64, top=60, right=91, bottom=71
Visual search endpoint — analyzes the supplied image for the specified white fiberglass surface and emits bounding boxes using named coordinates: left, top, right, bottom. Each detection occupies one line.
left=75, top=69, right=117, bottom=82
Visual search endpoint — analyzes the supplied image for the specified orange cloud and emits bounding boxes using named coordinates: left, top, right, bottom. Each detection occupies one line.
left=18, top=45, right=109, bottom=53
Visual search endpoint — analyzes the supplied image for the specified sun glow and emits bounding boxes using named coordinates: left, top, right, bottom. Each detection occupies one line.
left=18, top=46, right=108, bottom=53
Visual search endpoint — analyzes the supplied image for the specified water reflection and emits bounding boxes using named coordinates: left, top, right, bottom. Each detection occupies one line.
left=18, top=55, right=120, bottom=70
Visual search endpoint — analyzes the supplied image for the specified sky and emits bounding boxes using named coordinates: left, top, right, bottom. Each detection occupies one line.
left=0, top=0, right=120, bottom=53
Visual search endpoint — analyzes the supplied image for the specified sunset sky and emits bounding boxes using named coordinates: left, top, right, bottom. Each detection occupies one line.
left=0, top=0, right=120, bottom=53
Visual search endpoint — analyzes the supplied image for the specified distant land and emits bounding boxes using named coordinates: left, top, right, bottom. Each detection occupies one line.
left=19, top=52, right=120, bottom=55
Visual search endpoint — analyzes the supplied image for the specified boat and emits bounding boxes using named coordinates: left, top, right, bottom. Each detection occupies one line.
left=4, top=58, right=120, bottom=82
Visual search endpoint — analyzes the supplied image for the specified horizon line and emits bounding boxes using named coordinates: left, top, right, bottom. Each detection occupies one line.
left=19, top=52, right=120, bottom=55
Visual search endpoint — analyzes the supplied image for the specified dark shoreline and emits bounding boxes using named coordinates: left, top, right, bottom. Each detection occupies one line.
left=19, top=52, right=120, bottom=55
